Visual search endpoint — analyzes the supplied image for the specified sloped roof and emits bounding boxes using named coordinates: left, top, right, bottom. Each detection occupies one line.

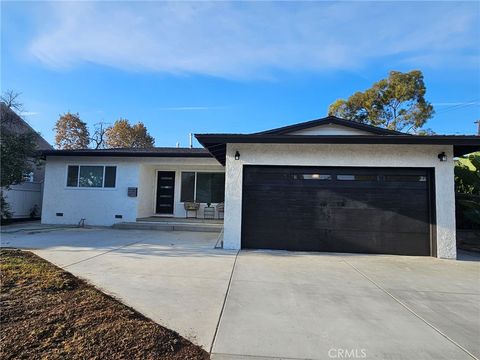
left=0, top=102, right=52, bottom=150
left=195, top=116, right=480, bottom=165
left=254, top=116, right=406, bottom=135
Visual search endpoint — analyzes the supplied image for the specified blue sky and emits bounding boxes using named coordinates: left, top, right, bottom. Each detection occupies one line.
left=2, top=1, right=479, bottom=147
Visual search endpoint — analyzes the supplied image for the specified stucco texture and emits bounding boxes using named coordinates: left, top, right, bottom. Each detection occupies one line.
left=41, top=156, right=225, bottom=226
left=41, top=157, right=140, bottom=226
left=223, top=143, right=456, bottom=259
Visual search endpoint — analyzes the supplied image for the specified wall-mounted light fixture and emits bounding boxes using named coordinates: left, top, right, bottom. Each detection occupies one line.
left=437, top=152, right=447, bottom=162
left=235, top=151, right=241, bottom=160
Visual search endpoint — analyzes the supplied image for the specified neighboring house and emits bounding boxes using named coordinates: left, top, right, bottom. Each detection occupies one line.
left=41, top=116, right=480, bottom=259
left=1, top=103, right=52, bottom=219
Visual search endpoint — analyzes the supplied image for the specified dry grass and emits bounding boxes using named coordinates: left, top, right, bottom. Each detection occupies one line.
left=0, top=249, right=209, bottom=360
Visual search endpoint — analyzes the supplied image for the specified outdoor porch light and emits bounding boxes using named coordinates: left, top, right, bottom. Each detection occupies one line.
left=235, top=151, right=241, bottom=160
left=438, top=152, right=447, bottom=162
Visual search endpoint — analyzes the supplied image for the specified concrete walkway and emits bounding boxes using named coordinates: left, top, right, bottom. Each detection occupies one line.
left=2, top=228, right=479, bottom=359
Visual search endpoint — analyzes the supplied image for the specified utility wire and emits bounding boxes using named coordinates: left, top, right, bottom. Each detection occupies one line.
left=434, top=99, right=479, bottom=115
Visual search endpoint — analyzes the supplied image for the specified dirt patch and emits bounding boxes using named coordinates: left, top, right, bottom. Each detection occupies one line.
left=0, top=249, right=209, bottom=360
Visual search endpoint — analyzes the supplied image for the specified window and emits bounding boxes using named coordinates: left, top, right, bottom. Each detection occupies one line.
left=67, top=166, right=79, bottom=187
left=79, top=166, right=103, bottom=187
left=294, top=174, right=332, bottom=180
left=384, top=175, right=427, bottom=182
left=180, top=172, right=225, bottom=203
left=337, top=174, right=378, bottom=181
left=181, top=172, right=195, bottom=202
left=197, top=173, right=225, bottom=203
left=104, top=166, right=117, bottom=187
left=67, top=165, right=116, bottom=188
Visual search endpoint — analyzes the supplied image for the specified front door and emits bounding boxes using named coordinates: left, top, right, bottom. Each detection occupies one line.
left=156, top=171, right=175, bottom=215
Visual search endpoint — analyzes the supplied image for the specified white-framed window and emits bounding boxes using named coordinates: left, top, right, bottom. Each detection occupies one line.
left=66, top=165, right=117, bottom=188
left=180, top=172, right=225, bottom=203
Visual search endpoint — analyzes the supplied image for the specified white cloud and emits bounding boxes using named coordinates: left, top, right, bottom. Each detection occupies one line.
left=26, top=1, right=479, bottom=79
left=19, top=111, right=39, bottom=116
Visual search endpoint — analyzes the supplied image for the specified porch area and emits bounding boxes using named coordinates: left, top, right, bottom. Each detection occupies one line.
left=136, top=161, right=226, bottom=220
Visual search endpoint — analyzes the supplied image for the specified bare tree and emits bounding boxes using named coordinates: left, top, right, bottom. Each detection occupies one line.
left=1, top=90, right=24, bottom=128
left=0, top=90, right=24, bottom=113
left=90, top=122, right=109, bottom=149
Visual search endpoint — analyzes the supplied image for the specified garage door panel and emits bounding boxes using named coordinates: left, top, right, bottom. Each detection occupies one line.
left=244, top=195, right=429, bottom=233
left=328, top=231, right=431, bottom=255
left=242, top=166, right=432, bottom=256
left=243, top=228, right=329, bottom=252
left=245, top=188, right=429, bottom=211
left=244, top=211, right=429, bottom=236
left=326, top=189, right=428, bottom=209
left=329, top=208, right=429, bottom=233
left=242, top=229, right=429, bottom=255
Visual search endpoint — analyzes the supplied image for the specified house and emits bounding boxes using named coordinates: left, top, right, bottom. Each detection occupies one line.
left=41, top=116, right=480, bottom=259
left=1, top=103, right=52, bottom=219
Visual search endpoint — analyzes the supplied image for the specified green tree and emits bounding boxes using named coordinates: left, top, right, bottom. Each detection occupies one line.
left=105, top=119, right=155, bottom=148
left=0, top=122, right=37, bottom=188
left=455, top=153, right=480, bottom=230
left=328, top=70, right=434, bottom=133
left=0, top=92, right=39, bottom=221
left=455, top=152, right=480, bottom=195
left=54, top=112, right=90, bottom=149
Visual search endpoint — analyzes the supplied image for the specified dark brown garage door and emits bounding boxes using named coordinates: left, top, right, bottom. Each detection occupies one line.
left=242, top=166, right=433, bottom=256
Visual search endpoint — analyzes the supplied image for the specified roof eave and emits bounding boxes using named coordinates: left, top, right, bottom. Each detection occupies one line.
left=42, top=150, right=213, bottom=159
left=195, top=134, right=480, bottom=165
left=195, top=134, right=480, bottom=145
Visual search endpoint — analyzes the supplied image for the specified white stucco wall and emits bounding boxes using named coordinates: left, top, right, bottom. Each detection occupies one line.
left=223, top=143, right=456, bottom=259
left=42, top=156, right=225, bottom=226
left=42, top=156, right=141, bottom=226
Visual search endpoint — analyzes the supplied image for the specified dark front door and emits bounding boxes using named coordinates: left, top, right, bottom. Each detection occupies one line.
left=242, top=166, right=433, bottom=256
left=156, top=171, right=175, bottom=215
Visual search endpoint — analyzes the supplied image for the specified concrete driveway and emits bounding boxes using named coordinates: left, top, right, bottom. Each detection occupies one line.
left=2, top=227, right=479, bottom=359
left=213, top=251, right=480, bottom=360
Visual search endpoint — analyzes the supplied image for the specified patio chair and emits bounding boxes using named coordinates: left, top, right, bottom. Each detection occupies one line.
left=184, top=202, right=200, bottom=218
